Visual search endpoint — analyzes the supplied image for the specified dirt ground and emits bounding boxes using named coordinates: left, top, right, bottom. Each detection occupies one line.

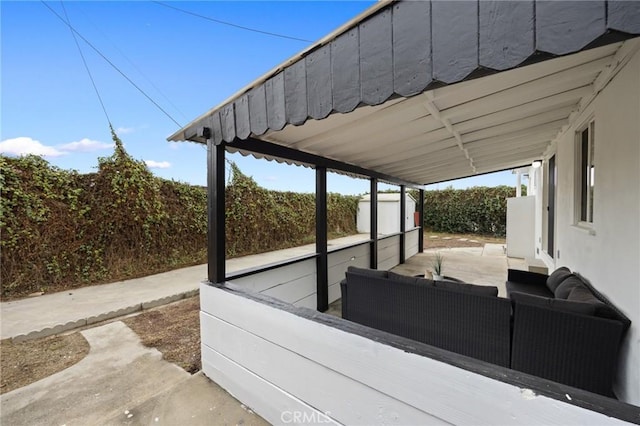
left=123, top=296, right=201, bottom=373
left=0, top=231, right=501, bottom=394
left=0, top=297, right=201, bottom=395
left=0, top=333, right=90, bottom=394
left=423, top=231, right=505, bottom=249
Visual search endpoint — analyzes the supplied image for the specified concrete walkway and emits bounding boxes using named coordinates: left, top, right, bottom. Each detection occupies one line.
left=1, top=239, right=522, bottom=425
left=1, top=234, right=370, bottom=341
left=0, top=321, right=268, bottom=426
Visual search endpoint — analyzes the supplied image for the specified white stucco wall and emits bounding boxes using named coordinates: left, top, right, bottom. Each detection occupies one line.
left=539, top=48, right=640, bottom=404
left=506, top=196, right=536, bottom=259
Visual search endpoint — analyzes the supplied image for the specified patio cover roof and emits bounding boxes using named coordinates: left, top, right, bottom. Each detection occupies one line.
left=168, top=0, right=640, bottom=186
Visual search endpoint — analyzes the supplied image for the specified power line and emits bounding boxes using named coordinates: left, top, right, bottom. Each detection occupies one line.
left=152, top=1, right=312, bottom=43
left=73, top=3, right=190, bottom=122
left=60, top=1, right=111, bottom=126
left=40, top=1, right=183, bottom=129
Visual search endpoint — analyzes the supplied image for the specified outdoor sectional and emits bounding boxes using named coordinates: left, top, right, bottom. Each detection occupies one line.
left=341, top=266, right=631, bottom=398
left=506, top=268, right=631, bottom=397
left=341, top=267, right=512, bottom=367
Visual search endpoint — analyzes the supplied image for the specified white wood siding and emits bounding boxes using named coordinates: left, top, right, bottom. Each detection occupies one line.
left=405, top=228, right=420, bottom=258
left=228, top=231, right=413, bottom=309
left=230, top=258, right=317, bottom=308
left=327, top=244, right=370, bottom=303
left=377, top=235, right=400, bottom=270
left=200, top=284, right=627, bottom=425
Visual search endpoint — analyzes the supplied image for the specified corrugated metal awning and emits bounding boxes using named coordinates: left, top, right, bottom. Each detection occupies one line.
left=169, top=0, right=640, bottom=185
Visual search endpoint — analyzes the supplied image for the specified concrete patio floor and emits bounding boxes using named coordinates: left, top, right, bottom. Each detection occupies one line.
left=326, top=243, right=528, bottom=317
left=393, top=244, right=528, bottom=298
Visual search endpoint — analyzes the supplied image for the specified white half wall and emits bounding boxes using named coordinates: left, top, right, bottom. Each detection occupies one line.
left=405, top=228, right=420, bottom=258
left=327, top=244, right=370, bottom=304
left=200, top=284, right=630, bottom=425
left=230, top=258, right=317, bottom=309
left=228, top=231, right=413, bottom=310
left=377, top=235, right=401, bottom=271
left=539, top=46, right=640, bottom=404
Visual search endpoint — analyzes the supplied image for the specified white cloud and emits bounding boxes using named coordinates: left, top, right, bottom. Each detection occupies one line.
left=58, top=138, right=113, bottom=153
left=264, top=176, right=278, bottom=182
left=145, top=160, right=171, bottom=169
left=115, top=126, right=134, bottom=135
left=0, top=137, right=65, bottom=157
left=1, top=136, right=114, bottom=158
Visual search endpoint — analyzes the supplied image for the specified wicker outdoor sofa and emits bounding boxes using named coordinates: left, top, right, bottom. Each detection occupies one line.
left=340, top=266, right=631, bottom=398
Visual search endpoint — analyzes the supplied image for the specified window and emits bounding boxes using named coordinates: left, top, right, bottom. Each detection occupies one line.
left=576, top=121, right=595, bottom=224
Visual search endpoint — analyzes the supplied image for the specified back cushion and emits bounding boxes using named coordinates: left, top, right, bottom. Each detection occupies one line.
left=511, top=292, right=596, bottom=315
left=388, top=271, right=434, bottom=286
left=546, top=267, right=572, bottom=293
left=566, top=285, right=598, bottom=304
left=567, top=285, right=626, bottom=323
left=554, top=275, right=584, bottom=299
left=434, top=280, right=498, bottom=297
left=347, top=266, right=388, bottom=279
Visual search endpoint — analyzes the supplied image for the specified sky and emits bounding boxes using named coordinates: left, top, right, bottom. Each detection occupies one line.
left=1, top=1, right=516, bottom=195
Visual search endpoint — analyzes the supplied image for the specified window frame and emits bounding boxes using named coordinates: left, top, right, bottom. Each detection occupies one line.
left=574, top=119, right=596, bottom=227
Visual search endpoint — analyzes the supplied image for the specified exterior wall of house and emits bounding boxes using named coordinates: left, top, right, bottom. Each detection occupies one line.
left=506, top=196, right=536, bottom=258
left=200, top=284, right=629, bottom=425
left=536, top=49, right=640, bottom=404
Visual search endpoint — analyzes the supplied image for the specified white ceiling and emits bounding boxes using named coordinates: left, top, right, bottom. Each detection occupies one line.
left=244, top=42, right=625, bottom=185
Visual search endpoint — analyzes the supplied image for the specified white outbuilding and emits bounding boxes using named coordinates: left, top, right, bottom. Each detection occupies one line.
left=357, top=192, right=417, bottom=235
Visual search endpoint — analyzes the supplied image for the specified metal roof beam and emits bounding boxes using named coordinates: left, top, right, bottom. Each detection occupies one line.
left=226, top=136, right=422, bottom=188
left=422, top=91, right=476, bottom=173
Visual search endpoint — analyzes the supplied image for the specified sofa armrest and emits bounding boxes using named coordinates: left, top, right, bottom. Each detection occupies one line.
left=340, top=278, right=348, bottom=318
left=511, top=301, right=624, bottom=396
left=507, top=269, right=548, bottom=286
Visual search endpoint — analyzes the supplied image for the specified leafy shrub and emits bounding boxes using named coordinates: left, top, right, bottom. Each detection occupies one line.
left=422, top=186, right=523, bottom=237
left=0, top=133, right=358, bottom=299
left=225, top=163, right=358, bottom=257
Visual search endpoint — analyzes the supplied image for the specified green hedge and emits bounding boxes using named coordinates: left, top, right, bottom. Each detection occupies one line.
left=422, top=186, right=523, bottom=237
left=225, top=163, right=358, bottom=257
left=0, top=131, right=358, bottom=299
